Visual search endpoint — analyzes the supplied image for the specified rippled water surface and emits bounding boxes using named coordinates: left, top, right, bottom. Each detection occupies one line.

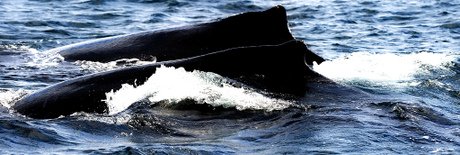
left=1, top=0, right=460, bottom=154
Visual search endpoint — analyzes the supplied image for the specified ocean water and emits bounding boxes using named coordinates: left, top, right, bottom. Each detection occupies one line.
left=0, top=0, right=460, bottom=154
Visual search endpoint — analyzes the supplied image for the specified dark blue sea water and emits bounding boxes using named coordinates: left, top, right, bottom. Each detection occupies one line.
left=1, top=0, right=460, bottom=154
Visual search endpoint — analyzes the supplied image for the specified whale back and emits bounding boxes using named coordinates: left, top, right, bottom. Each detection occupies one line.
left=56, top=6, right=297, bottom=62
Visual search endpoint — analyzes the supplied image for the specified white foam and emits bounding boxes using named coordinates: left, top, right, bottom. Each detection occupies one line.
left=24, top=47, right=64, bottom=68
left=74, top=58, right=156, bottom=72
left=313, top=52, right=457, bottom=88
left=0, top=44, right=65, bottom=69
left=4, top=44, right=154, bottom=72
left=0, top=44, right=36, bottom=53
left=0, top=89, right=29, bottom=109
left=104, top=66, right=292, bottom=115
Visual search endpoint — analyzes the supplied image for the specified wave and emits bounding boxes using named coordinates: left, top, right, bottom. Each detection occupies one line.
left=104, top=66, right=293, bottom=115
left=313, top=52, right=458, bottom=89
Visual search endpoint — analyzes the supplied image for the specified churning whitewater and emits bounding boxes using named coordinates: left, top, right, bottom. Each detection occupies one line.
left=104, top=66, right=293, bottom=115
left=314, top=52, right=458, bottom=88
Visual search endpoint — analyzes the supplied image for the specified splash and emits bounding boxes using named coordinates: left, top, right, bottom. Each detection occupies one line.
left=104, top=66, right=292, bottom=115
left=0, top=89, right=29, bottom=109
left=313, top=52, right=457, bottom=88
left=24, top=47, right=65, bottom=68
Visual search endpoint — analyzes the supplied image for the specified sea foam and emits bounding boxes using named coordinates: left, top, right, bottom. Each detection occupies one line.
left=0, top=89, right=29, bottom=109
left=313, top=52, right=458, bottom=88
left=104, top=66, right=292, bottom=115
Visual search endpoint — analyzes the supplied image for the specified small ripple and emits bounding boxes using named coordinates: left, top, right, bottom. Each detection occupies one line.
left=26, top=73, right=66, bottom=84
left=0, top=119, right=72, bottom=145
left=298, top=7, right=320, bottom=13
left=150, top=12, right=169, bottom=18
left=331, top=43, right=356, bottom=52
left=415, top=79, right=460, bottom=100
left=359, top=1, right=377, bottom=6
left=23, top=21, right=49, bottom=27
left=439, top=11, right=449, bottom=16
left=120, top=144, right=235, bottom=155
left=89, top=146, right=144, bottom=155
left=366, top=32, right=380, bottom=37
left=128, top=0, right=189, bottom=7
left=437, top=2, right=459, bottom=7
left=355, top=8, right=379, bottom=17
left=81, top=12, right=125, bottom=20
left=369, top=102, right=456, bottom=126
left=333, top=35, right=352, bottom=40
left=288, top=13, right=316, bottom=20
left=402, top=30, right=421, bottom=39
left=217, top=1, right=263, bottom=13
left=5, top=20, right=95, bottom=28
left=392, top=11, right=423, bottom=16
left=378, top=16, right=418, bottom=22
left=144, top=13, right=169, bottom=23
left=440, top=22, right=460, bottom=29
left=166, top=0, right=189, bottom=7
left=127, top=113, right=188, bottom=137
left=75, top=0, right=111, bottom=5
left=127, top=0, right=166, bottom=3
left=308, top=25, right=328, bottom=34
left=42, top=29, right=71, bottom=36
left=0, top=34, right=16, bottom=40
left=337, top=19, right=357, bottom=24
left=58, top=21, right=96, bottom=28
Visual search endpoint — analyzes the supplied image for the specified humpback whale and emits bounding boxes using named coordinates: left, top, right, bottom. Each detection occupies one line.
left=13, top=6, right=328, bottom=119
left=14, top=40, right=326, bottom=119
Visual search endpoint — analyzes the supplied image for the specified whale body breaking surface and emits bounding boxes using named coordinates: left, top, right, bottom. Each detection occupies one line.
left=13, top=6, right=332, bottom=119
